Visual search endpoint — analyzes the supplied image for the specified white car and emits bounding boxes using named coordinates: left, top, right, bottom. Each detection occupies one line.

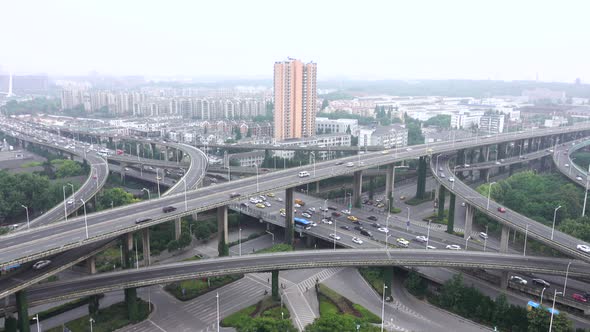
left=377, top=227, right=389, bottom=233
left=479, top=232, right=489, bottom=239
left=346, top=162, right=354, bottom=167
left=67, top=199, right=74, bottom=205
left=321, top=218, right=333, bottom=225
left=32, top=260, right=51, bottom=270
left=414, top=235, right=428, bottom=243
left=329, top=234, right=341, bottom=240
left=294, top=203, right=302, bottom=208
left=298, top=171, right=310, bottom=178
left=565, top=163, right=569, bottom=167
left=440, top=172, right=446, bottom=178
left=280, top=212, right=286, bottom=217
left=426, top=245, right=437, bottom=250
left=510, top=276, right=527, bottom=285
left=577, top=244, right=590, bottom=253
left=308, top=207, right=316, bottom=212
left=448, top=177, right=455, bottom=182
left=396, top=238, right=409, bottom=247
left=495, top=161, right=501, bottom=165
left=446, top=244, right=461, bottom=250
left=352, top=237, right=363, bottom=244
left=302, top=213, right=312, bottom=218
left=264, top=201, right=271, bottom=207
left=406, top=148, right=413, bottom=151
left=577, top=176, right=583, bottom=181
left=276, top=197, right=283, bottom=202
left=341, top=209, right=351, bottom=215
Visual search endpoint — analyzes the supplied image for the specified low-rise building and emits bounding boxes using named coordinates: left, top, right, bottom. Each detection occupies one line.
left=316, top=117, right=359, bottom=136
left=450, top=110, right=484, bottom=129
left=479, top=114, right=505, bottom=134
left=229, top=150, right=265, bottom=167
left=359, top=124, right=408, bottom=148
left=272, top=133, right=351, bottom=160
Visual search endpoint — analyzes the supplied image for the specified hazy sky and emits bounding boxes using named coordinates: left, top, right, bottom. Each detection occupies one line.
left=2, top=0, right=589, bottom=82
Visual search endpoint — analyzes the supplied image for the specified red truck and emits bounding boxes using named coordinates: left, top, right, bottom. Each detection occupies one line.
left=116, top=149, right=124, bottom=155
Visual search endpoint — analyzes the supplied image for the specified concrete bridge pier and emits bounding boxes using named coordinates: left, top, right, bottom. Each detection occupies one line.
left=142, top=228, right=151, bottom=266
left=175, top=218, right=182, bottom=240
left=437, top=185, right=446, bottom=221
left=87, top=256, right=97, bottom=275
left=500, top=225, right=510, bottom=253
left=271, top=270, right=280, bottom=301
left=415, top=156, right=427, bottom=198
left=121, top=233, right=139, bottom=320
left=385, top=164, right=394, bottom=204
left=165, top=147, right=170, bottom=161
left=16, top=290, right=29, bottom=332
left=500, top=271, right=509, bottom=290
left=448, top=193, right=456, bottom=235
left=384, top=267, right=393, bottom=300
left=86, top=256, right=100, bottom=317
left=217, top=206, right=229, bottom=256
left=120, top=162, right=127, bottom=182
left=353, top=170, right=363, bottom=208
left=285, top=188, right=294, bottom=245
left=463, top=204, right=473, bottom=240
left=3, top=311, right=17, bottom=332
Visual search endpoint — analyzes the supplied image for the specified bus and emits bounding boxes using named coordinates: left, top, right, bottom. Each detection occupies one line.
left=527, top=301, right=559, bottom=315
left=294, top=217, right=312, bottom=230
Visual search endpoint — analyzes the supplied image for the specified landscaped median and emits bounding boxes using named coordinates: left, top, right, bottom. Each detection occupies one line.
left=221, top=297, right=297, bottom=331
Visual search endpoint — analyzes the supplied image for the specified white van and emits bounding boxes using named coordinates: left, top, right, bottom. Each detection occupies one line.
left=298, top=171, right=310, bottom=178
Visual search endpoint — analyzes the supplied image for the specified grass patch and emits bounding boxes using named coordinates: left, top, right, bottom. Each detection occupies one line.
left=221, top=297, right=297, bottom=331
left=358, top=267, right=384, bottom=296
left=182, top=255, right=202, bottom=262
left=317, top=284, right=380, bottom=323
left=165, top=274, right=243, bottom=301
left=95, top=245, right=123, bottom=272
left=255, top=243, right=293, bottom=253
left=20, top=161, right=43, bottom=168
left=46, top=299, right=150, bottom=332
left=423, top=212, right=448, bottom=225
left=390, top=207, right=402, bottom=214
left=404, top=192, right=435, bottom=206
left=31, top=295, right=104, bottom=322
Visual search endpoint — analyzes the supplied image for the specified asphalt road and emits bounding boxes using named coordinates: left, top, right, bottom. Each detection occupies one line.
left=553, top=139, right=590, bottom=187
left=3, top=123, right=590, bottom=269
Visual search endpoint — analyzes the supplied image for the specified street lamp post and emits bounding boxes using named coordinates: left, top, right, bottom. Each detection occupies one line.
left=540, top=287, right=547, bottom=306
left=89, top=317, right=95, bottom=332
left=254, top=164, right=259, bottom=192
left=381, top=284, right=388, bottom=332
left=563, top=261, right=572, bottom=296
left=385, top=214, right=391, bottom=250
left=181, top=177, right=188, bottom=211
left=80, top=198, right=89, bottom=239
left=523, top=224, right=529, bottom=256
left=155, top=169, right=161, bottom=198
left=426, top=220, right=431, bottom=249
left=62, top=185, right=69, bottom=222
left=483, top=225, right=489, bottom=252
left=239, top=228, right=242, bottom=256
left=583, top=177, right=589, bottom=217
left=551, top=205, right=562, bottom=240
left=486, top=182, right=497, bottom=210
left=21, top=204, right=30, bottom=229
left=549, top=290, right=563, bottom=332
left=464, top=236, right=471, bottom=251
left=333, top=215, right=337, bottom=251
left=216, top=292, right=220, bottom=332
left=142, top=188, right=151, bottom=200
left=32, top=314, right=40, bottom=332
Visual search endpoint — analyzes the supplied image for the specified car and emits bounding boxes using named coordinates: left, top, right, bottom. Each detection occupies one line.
left=461, top=202, right=466, bottom=207
left=259, top=195, right=267, bottom=201
left=298, top=171, right=310, bottom=178
left=341, top=209, right=351, bottom=215
left=510, top=276, right=527, bottom=285
left=294, top=203, right=302, bottom=208
left=463, top=164, right=470, bottom=168
left=92, top=174, right=98, bottom=179
left=346, top=162, right=354, bottom=167
left=332, top=212, right=341, bottom=217
left=426, top=245, right=437, bottom=250
left=414, top=235, right=428, bottom=243
left=368, top=215, right=378, bottom=221
left=266, top=193, right=275, bottom=197
left=495, top=161, right=501, bottom=165
left=448, top=177, right=455, bottom=182
left=308, top=207, right=316, bottom=212
left=438, top=167, right=444, bottom=171
left=440, top=172, right=446, bottom=178
left=32, top=260, right=51, bottom=270
left=319, top=207, right=328, bottom=212
left=381, top=150, right=389, bottom=154
left=396, top=238, right=409, bottom=247
left=377, top=227, right=389, bottom=233
left=280, top=212, right=286, bottom=217
left=352, top=237, right=364, bottom=244
left=302, top=213, right=312, bottom=218
left=354, top=225, right=364, bottom=231
left=279, top=208, right=286, bottom=213
left=264, top=201, right=271, bottom=207
left=360, top=229, right=373, bottom=237
left=532, top=278, right=551, bottom=287
left=322, top=218, right=333, bottom=224
left=310, top=221, right=318, bottom=227
left=249, top=198, right=258, bottom=203
left=230, top=192, right=241, bottom=198
left=335, top=161, right=344, bottom=165
left=399, top=196, right=406, bottom=200
left=347, top=215, right=358, bottom=222
left=577, top=244, right=590, bottom=253
left=135, top=217, right=152, bottom=224
left=497, top=207, right=506, bottom=213
left=275, top=197, right=283, bottom=202
left=406, top=147, right=412, bottom=151
left=577, top=176, right=583, bottom=181
left=162, top=206, right=177, bottom=213
left=446, top=244, right=461, bottom=250
left=340, top=225, right=350, bottom=231
left=256, top=203, right=265, bottom=208
left=67, top=199, right=74, bottom=205
left=573, top=293, right=588, bottom=303
left=240, top=202, right=249, bottom=208
left=376, top=203, right=385, bottom=208
left=478, top=232, right=488, bottom=239
left=328, top=206, right=337, bottom=210
left=371, top=222, right=381, bottom=228
left=565, top=163, right=570, bottom=167
left=329, top=234, right=341, bottom=240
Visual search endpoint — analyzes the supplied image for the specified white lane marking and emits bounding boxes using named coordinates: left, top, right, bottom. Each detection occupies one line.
left=148, top=319, right=167, bottom=332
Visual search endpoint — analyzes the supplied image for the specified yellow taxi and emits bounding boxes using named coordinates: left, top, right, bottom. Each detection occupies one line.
left=267, top=193, right=275, bottom=197
left=347, top=215, right=358, bottom=222
left=279, top=208, right=286, bottom=213
left=256, top=203, right=265, bottom=208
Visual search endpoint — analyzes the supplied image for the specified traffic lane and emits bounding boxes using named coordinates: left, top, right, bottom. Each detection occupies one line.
left=21, top=250, right=590, bottom=305
left=440, top=158, right=589, bottom=258
left=3, top=125, right=590, bottom=264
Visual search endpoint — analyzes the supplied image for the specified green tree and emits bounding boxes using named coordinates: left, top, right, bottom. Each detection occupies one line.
left=321, top=99, right=329, bottom=110
left=527, top=307, right=572, bottom=332
left=424, top=114, right=452, bottom=128
left=97, top=188, right=138, bottom=211
left=54, top=160, right=84, bottom=178
left=305, top=314, right=380, bottom=332
left=194, top=223, right=211, bottom=240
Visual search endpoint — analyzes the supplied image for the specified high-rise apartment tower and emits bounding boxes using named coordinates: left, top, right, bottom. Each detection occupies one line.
left=273, top=58, right=317, bottom=140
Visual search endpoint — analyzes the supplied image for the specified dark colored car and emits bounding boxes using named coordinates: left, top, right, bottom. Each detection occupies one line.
left=354, top=225, right=364, bottom=231
left=371, top=222, right=381, bottom=228
left=331, top=212, right=341, bottom=217
left=230, top=192, right=241, bottom=198
left=135, top=217, right=152, bottom=224
left=328, top=206, right=337, bottom=210
left=340, top=225, right=350, bottom=231
left=162, top=206, right=177, bottom=213
left=368, top=216, right=378, bottom=221
left=532, top=278, right=551, bottom=287
left=360, top=229, right=373, bottom=237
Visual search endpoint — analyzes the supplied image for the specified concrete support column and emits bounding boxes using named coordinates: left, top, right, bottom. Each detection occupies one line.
left=438, top=185, right=446, bottom=221
left=353, top=170, right=363, bottom=208
left=166, top=147, right=170, bottom=161
left=217, top=206, right=229, bottom=256
left=142, top=228, right=151, bottom=266
left=385, top=164, right=394, bottom=203
left=271, top=270, right=280, bottom=301
left=15, top=290, right=29, bottom=332
left=108, top=137, right=113, bottom=148
left=415, top=157, right=427, bottom=198
left=463, top=204, right=473, bottom=239
left=122, top=233, right=134, bottom=269
left=500, top=225, right=510, bottom=253
left=384, top=267, right=393, bottom=300
left=136, top=143, right=141, bottom=158
left=500, top=271, right=509, bottom=290
left=305, top=235, right=316, bottom=248
left=448, top=193, right=456, bottom=235
left=368, top=176, right=375, bottom=200
left=174, top=218, right=182, bottom=240
left=285, top=188, right=294, bottom=245
left=3, top=311, right=17, bottom=332
left=315, top=181, right=320, bottom=194
left=87, top=256, right=97, bottom=275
